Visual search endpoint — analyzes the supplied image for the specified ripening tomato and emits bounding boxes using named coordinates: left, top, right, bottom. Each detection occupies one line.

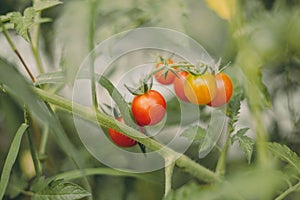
left=173, top=71, right=190, bottom=102
left=132, top=90, right=166, bottom=126
left=207, top=72, right=233, bottom=107
left=154, top=59, right=176, bottom=85
left=108, top=117, right=137, bottom=147
left=183, top=72, right=217, bottom=105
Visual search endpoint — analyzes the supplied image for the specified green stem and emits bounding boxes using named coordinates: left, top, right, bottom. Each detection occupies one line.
left=0, top=21, right=36, bottom=83
left=53, top=168, right=160, bottom=184
left=164, top=156, right=176, bottom=198
left=34, top=87, right=220, bottom=183
left=38, top=125, right=49, bottom=167
left=24, top=109, right=42, bottom=177
left=275, top=181, right=300, bottom=200
left=89, top=0, right=98, bottom=110
left=253, top=108, right=269, bottom=167
left=216, top=115, right=234, bottom=177
left=215, top=132, right=231, bottom=177
left=29, top=1, right=44, bottom=74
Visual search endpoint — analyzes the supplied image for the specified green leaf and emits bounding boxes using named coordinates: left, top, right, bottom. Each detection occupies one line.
left=97, top=75, right=139, bottom=130
left=0, top=59, right=86, bottom=179
left=35, top=71, right=66, bottom=85
left=232, top=128, right=254, bottom=163
left=181, top=125, right=206, bottom=141
left=10, top=7, right=36, bottom=41
left=0, top=23, right=14, bottom=32
left=33, top=0, right=63, bottom=11
left=0, top=14, right=11, bottom=23
left=268, top=142, right=300, bottom=173
left=36, top=70, right=138, bottom=129
left=167, top=167, right=284, bottom=200
left=32, top=179, right=90, bottom=200
left=53, top=168, right=160, bottom=184
left=226, top=94, right=242, bottom=127
left=0, top=123, right=28, bottom=199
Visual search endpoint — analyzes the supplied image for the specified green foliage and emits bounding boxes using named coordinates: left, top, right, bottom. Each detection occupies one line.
left=232, top=128, right=254, bottom=163
left=10, top=7, right=36, bottom=41
left=0, top=123, right=28, bottom=199
left=226, top=94, right=242, bottom=131
left=1, top=0, right=300, bottom=199
left=268, top=142, right=300, bottom=173
left=31, top=178, right=90, bottom=200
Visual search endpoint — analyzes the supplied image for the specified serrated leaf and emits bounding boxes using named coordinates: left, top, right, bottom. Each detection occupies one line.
left=181, top=125, right=206, bottom=141
left=268, top=142, right=300, bottom=173
left=32, top=179, right=90, bottom=200
left=232, top=128, right=254, bottom=163
left=226, top=94, right=241, bottom=125
left=10, top=7, right=36, bottom=41
left=34, top=0, right=63, bottom=11
left=0, top=123, right=28, bottom=199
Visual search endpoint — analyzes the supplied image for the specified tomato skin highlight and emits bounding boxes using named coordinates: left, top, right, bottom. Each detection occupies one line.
left=108, top=117, right=137, bottom=147
left=173, top=71, right=190, bottom=102
left=183, top=72, right=217, bottom=105
left=207, top=73, right=233, bottom=107
left=154, top=59, right=175, bottom=85
left=131, top=90, right=166, bottom=126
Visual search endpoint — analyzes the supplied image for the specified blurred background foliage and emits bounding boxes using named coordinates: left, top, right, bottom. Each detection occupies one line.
left=0, top=0, right=300, bottom=199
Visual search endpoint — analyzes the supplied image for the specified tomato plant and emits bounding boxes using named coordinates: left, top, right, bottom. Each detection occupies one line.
left=173, top=71, right=190, bottom=102
left=108, top=117, right=137, bottom=147
left=154, top=59, right=176, bottom=85
left=183, top=72, right=217, bottom=105
left=207, top=72, right=233, bottom=107
left=1, top=1, right=300, bottom=200
left=131, top=90, right=166, bottom=126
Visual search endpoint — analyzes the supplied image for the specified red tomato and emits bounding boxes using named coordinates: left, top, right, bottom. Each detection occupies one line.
left=154, top=59, right=176, bottom=85
left=207, top=73, right=233, bottom=107
left=183, top=72, right=217, bottom=105
left=131, top=90, right=166, bottom=126
left=108, top=117, right=137, bottom=147
left=173, top=71, right=190, bottom=102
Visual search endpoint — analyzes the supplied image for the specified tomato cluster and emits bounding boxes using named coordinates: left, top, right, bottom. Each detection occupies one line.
left=108, top=57, right=233, bottom=148
left=154, top=58, right=233, bottom=107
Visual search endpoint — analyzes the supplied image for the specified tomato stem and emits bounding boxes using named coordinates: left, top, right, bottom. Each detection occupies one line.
left=34, top=87, right=221, bottom=183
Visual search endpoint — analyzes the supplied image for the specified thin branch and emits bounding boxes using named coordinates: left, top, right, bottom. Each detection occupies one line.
left=34, top=87, right=220, bottom=183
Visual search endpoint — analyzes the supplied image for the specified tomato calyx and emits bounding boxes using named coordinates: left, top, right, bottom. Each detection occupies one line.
left=153, top=57, right=178, bottom=83
left=125, top=75, right=153, bottom=96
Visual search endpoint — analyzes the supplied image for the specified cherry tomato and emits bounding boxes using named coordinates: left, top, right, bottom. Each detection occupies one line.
left=108, top=117, right=137, bottom=147
left=154, top=59, right=176, bottom=85
left=132, top=90, right=166, bottom=126
left=183, top=72, right=217, bottom=105
left=173, top=71, right=190, bottom=102
left=207, top=72, right=233, bottom=107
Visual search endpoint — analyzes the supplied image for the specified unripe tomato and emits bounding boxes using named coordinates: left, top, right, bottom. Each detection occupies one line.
left=132, top=90, right=166, bottom=126
left=154, top=59, right=175, bottom=85
left=207, top=72, right=233, bottom=107
left=108, top=117, right=137, bottom=147
left=173, top=71, right=190, bottom=102
left=183, top=72, right=217, bottom=105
